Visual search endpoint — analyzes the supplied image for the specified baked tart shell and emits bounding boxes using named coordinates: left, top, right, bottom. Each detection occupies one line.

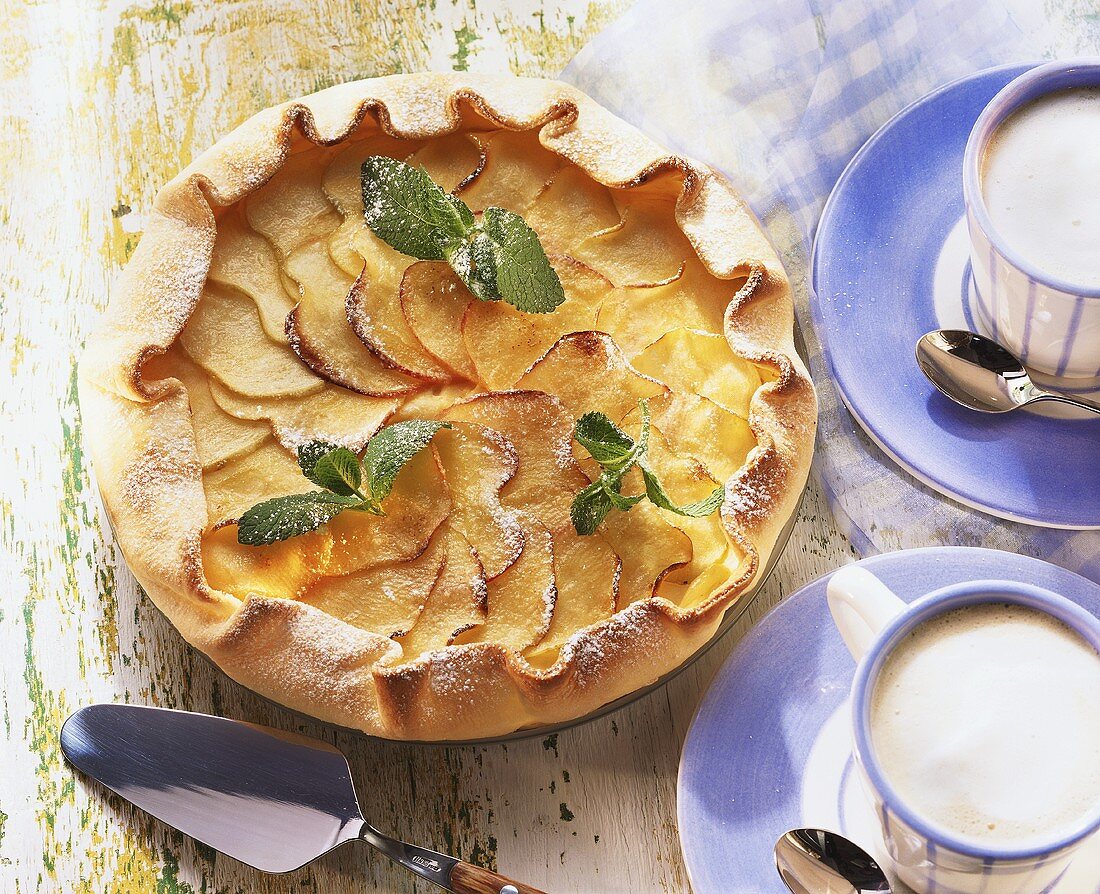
left=80, top=73, right=817, bottom=740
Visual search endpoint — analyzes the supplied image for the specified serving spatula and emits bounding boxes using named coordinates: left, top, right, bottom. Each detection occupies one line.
left=60, top=704, right=547, bottom=894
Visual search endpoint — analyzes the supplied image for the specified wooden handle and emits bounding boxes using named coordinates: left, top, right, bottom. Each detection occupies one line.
left=449, top=860, right=549, bottom=894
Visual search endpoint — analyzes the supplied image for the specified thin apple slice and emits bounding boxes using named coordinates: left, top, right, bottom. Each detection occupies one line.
left=345, top=264, right=454, bottom=382
left=180, top=287, right=324, bottom=399
left=600, top=501, right=692, bottom=610
left=399, top=261, right=476, bottom=380
left=245, top=149, right=342, bottom=257
left=453, top=519, right=555, bottom=653
left=444, top=391, right=585, bottom=530
left=516, top=331, right=667, bottom=424
left=299, top=533, right=446, bottom=636
left=323, top=446, right=450, bottom=576
left=432, top=423, right=524, bottom=580
left=648, top=391, right=756, bottom=483
left=632, top=328, right=761, bottom=419
left=524, top=525, right=620, bottom=664
left=573, top=194, right=695, bottom=287
left=390, top=382, right=478, bottom=422
left=202, top=438, right=312, bottom=527
left=283, top=240, right=417, bottom=396
left=395, top=527, right=488, bottom=660
left=328, top=216, right=410, bottom=287
left=208, top=215, right=296, bottom=344
left=526, top=164, right=622, bottom=253
left=207, top=377, right=396, bottom=451
left=595, top=259, right=740, bottom=357
left=143, top=348, right=270, bottom=470
left=405, top=132, right=485, bottom=192
left=201, top=523, right=332, bottom=600
left=322, top=134, right=424, bottom=215
left=462, top=257, right=613, bottom=390
left=455, top=129, right=563, bottom=213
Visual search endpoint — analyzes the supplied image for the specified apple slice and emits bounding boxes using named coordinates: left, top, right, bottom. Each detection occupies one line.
left=516, top=330, right=667, bottom=424
left=389, top=382, right=478, bottom=422
left=201, top=523, right=332, bottom=600
left=283, top=240, right=418, bottom=396
left=208, top=215, right=296, bottom=344
left=394, top=527, right=488, bottom=660
left=444, top=390, right=585, bottom=530
left=600, top=501, right=692, bottom=610
left=245, top=149, right=343, bottom=257
left=322, top=134, right=425, bottom=215
left=323, top=446, right=450, bottom=576
left=524, top=525, right=620, bottom=664
left=462, top=257, right=613, bottom=390
left=299, top=533, right=445, bottom=636
left=595, top=259, right=741, bottom=357
left=432, top=423, right=524, bottom=580
left=525, top=164, right=622, bottom=254
left=405, top=132, right=485, bottom=192
left=455, top=129, right=563, bottom=214
left=206, top=376, right=397, bottom=452
left=453, top=519, right=555, bottom=653
left=647, top=391, right=756, bottom=483
left=345, top=264, right=454, bottom=382
left=573, top=194, right=695, bottom=287
left=202, top=438, right=313, bottom=527
left=632, top=328, right=762, bottom=419
left=180, top=287, right=324, bottom=399
left=399, top=261, right=476, bottom=381
left=143, top=349, right=269, bottom=470
left=328, top=216, right=410, bottom=285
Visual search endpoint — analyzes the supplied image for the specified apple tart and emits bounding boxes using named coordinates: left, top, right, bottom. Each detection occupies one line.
left=81, top=73, right=816, bottom=740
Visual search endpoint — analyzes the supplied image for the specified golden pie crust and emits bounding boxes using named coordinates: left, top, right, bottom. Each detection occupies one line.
left=80, top=73, right=817, bottom=740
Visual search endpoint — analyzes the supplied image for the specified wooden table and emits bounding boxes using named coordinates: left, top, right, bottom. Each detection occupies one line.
left=3, top=1, right=1075, bottom=891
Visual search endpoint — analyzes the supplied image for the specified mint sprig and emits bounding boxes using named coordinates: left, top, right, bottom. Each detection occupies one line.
left=237, top=420, right=450, bottom=546
left=569, top=402, right=725, bottom=536
left=361, top=156, right=565, bottom=314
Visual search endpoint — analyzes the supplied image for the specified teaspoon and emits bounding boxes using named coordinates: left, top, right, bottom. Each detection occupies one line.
left=774, top=828, right=891, bottom=894
left=915, top=330, right=1100, bottom=416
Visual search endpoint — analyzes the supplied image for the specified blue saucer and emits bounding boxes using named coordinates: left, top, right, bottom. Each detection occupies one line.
left=677, top=547, right=1100, bottom=894
left=812, top=64, right=1100, bottom=530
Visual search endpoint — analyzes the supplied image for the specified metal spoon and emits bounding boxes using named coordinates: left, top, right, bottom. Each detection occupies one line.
left=774, top=828, right=891, bottom=894
left=915, top=329, right=1100, bottom=415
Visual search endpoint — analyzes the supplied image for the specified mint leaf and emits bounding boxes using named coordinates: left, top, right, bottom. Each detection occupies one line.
left=297, top=440, right=340, bottom=481
left=361, top=156, right=473, bottom=260
left=477, top=207, right=565, bottom=314
left=449, top=232, right=501, bottom=302
left=237, top=492, right=362, bottom=546
left=641, top=464, right=725, bottom=517
left=363, top=419, right=451, bottom=503
left=570, top=400, right=722, bottom=534
left=571, top=481, right=613, bottom=536
left=574, top=412, right=634, bottom=465
left=308, top=447, right=363, bottom=496
left=359, top=157, right=564, bottom=314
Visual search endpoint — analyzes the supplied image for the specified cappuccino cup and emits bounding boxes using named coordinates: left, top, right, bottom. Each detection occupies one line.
left=964, top=59, right=1100, bottom=379
left=827, top=567, right=1100, bottom=894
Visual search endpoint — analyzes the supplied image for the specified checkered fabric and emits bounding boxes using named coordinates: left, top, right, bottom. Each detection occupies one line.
left=563, top=0, right=1100, bottom=583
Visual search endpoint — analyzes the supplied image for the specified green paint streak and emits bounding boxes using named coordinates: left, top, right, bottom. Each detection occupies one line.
left=559, top=802, right=574, bottom=822
left=0, top=806, right=7, bottom=844
left=542, top=733, right=558, bottom=756
left=452, top=24, right=479, bottom=71
left=156, top=850, right=198, bottom=893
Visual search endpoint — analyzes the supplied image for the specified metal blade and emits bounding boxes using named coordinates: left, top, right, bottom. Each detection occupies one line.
left=61, top=704, right=365, bottom=873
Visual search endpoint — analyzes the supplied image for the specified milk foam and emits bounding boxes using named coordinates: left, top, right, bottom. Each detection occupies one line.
left=870, top=602, right=1100, bottom=848
left=982, top=87, right=1100, bottom=287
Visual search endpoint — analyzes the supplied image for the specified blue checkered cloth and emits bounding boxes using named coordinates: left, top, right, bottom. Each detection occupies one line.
left=562, top=0, right=1100, bottom=583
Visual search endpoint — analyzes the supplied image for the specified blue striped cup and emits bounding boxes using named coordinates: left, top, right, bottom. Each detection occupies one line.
left=827, top=567, right=1100, bottom=894
left=963, top=59, right=1100, bottom=379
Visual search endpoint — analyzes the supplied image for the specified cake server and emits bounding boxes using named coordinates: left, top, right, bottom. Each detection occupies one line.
left=60, top=703, right=547, bottom=894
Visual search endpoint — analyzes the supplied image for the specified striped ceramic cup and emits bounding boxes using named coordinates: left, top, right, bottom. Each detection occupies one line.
left=827, top=567, right=1100, bottom=894
left=963, top=59, right=1100, bottom=379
